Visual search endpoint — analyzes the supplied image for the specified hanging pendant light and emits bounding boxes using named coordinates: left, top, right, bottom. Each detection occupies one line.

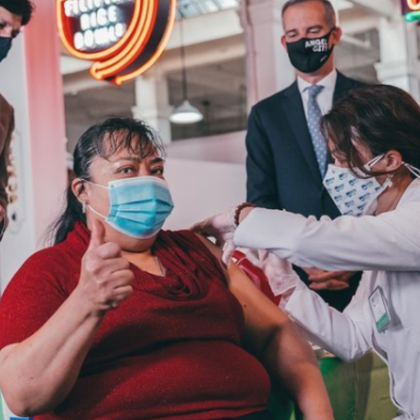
left=170, top=18, right=203, bottom=125
left=170, top=99, right=203, bottom=124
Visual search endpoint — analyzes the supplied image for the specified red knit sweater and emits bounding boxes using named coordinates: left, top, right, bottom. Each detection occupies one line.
left=0, top=224, right=271, bottom=420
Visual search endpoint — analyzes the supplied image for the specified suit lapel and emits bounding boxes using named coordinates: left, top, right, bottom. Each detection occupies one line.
left=333, top=71, right=356, bottom=103
left=282, top=82, right=323, bottom=185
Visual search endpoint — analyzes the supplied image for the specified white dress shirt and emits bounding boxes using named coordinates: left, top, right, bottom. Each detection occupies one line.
left=298, top=69, right=337, bottom=118
left=234, top=179, right=420, bottom=420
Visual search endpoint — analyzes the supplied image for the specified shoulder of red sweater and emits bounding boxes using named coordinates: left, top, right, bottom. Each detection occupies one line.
left=5, top=243, right=79, bottom=298
left=161, top=229, right=198, bottom=240
left=159, top=229, right=219, bottom=260
left=160, top=229, right=208, bottom=248
left=18, top=242, right=77, bottom=274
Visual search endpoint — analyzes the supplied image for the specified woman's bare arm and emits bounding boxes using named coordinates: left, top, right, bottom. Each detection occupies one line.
left=197, top=235, right=334, bottom=420
left=0, top=291, right=103, bottom=416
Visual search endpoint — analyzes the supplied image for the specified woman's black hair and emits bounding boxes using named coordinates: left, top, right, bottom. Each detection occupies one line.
left=0, top=0, right=35, bottom=26
left=50, top=117, right=165, bottom=245
left=321, top=84, right=420, bottom=176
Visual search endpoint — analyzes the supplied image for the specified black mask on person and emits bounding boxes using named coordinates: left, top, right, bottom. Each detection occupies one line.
left=0, top=36, right=12, bottom=63
left=286, top=29, right=335, bottom=74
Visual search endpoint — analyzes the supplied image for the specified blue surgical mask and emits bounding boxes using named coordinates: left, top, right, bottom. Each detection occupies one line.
left=86, top=176, right=174, bottom=239
left=0, top=37, right=12, bottom=63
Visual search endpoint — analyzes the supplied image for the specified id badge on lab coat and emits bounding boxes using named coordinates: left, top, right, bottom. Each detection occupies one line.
left=369, top=287, right=391, bottom=333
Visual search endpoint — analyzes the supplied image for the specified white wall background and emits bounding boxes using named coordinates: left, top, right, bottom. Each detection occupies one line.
left=164, top=157, right=246, bottom=231
left=167, top=131, right=247, bottom=164
left=164, top=129, right=247, bottom=230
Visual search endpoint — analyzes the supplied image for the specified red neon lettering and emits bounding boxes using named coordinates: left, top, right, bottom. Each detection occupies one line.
left=57, top=0, right=176, bottom=84
left=408, top=0, right=420, bottom=10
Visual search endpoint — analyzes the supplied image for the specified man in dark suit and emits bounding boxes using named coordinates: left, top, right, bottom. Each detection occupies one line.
left=0, top=0, right=34, bottom=240
left=246, top=0, right=363, bottom=311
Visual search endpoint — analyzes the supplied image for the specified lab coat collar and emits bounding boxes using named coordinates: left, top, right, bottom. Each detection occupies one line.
left=396, top=178, right=420, bottom=208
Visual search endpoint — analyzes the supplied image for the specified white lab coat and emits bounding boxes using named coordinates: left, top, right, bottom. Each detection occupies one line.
left=234, top=179, right=420, bottom=420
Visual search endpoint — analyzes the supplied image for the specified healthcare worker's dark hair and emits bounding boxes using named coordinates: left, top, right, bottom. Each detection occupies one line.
left=321, top=84, right=420, bottom=177
left=0, top=0, right=35, bottom=26
left=50, top=117, right=165, bottom=245
left=282, top=0, right=336, bottom=28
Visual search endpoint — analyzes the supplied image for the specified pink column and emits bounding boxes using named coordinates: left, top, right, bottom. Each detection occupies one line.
left=240, top=0, right=295, bottom=108
left=24, top=0, right=68, bottom=243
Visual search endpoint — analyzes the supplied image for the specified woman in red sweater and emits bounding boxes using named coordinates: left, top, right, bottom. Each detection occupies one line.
left=0, top=118, right=332, bottom=420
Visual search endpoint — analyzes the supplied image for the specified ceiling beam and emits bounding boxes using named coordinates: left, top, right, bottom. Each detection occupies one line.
left=62, top=36, right=245, bottom=94
left=168, top=66, right=246, bottom=98
left=348, top=0, right=395, bottom=18
left=341, top=14, right=380, bottom=35
left=63, top=71, right=109, bottom=95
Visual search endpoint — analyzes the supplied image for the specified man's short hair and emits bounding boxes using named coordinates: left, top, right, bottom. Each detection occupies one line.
left=282, top=0, right=336, bottom=28
left=0, top=0, right=35, bottom=26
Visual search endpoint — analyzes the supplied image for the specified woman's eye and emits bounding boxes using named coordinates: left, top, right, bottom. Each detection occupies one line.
left=152, top=167, right=164, bottom=176
left=119, top=167, right=135, bottom=174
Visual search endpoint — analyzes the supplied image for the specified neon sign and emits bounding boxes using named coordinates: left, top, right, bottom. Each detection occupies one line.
left=57, top=0, right=177, bottom=85
left=401, top=0, right=420, bottom=22
left=407, top=0, right=420, bottom=10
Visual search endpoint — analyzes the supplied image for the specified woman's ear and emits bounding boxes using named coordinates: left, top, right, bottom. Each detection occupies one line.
left=385, top=150, right=403, bottom=172
left=72, top=178, right=88, bottom=205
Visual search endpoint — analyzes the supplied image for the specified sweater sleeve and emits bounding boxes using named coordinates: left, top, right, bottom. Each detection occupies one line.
left=0, top=249, right=70, bottom=350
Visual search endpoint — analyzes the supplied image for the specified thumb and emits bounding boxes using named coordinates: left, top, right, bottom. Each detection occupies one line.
left=88, top=218, right=106, bottom=250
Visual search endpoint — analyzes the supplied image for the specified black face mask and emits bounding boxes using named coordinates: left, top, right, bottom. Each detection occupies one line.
left=0, top=36, right=12, bottom=63
left=286, top=29, right=335, bottom=74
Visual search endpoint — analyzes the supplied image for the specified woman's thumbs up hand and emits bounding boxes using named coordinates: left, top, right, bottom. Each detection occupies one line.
left=77, top=219, right=134, bottom=316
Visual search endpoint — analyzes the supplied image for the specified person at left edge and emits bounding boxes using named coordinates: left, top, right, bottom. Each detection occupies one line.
left=0, top=0, right=35, bottom=241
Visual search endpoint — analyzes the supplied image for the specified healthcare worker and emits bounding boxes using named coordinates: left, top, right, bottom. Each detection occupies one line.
left=193, top=84, right=420, bottom=420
